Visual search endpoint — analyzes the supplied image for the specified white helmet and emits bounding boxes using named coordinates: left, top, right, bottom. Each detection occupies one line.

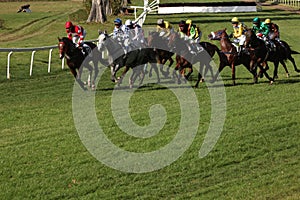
left=125, top=19, right=132, bottom=26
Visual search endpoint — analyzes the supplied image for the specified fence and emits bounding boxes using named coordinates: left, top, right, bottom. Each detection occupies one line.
left=1, top=0, right=157, bottom=80
left=268, top=0, right=300, bottom=8
left=0, top=45, right=62, bottom=79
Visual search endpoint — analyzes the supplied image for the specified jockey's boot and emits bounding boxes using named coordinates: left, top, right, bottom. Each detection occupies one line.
left=238, top=46, right=242, bottom=56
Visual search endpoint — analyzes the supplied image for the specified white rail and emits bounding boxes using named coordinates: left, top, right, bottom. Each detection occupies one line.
left=0, top=45, right=62, bottom=79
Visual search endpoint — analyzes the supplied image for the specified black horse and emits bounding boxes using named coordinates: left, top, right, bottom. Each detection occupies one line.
left=245, top=29, right=300, bottom=80
left=58, top=37, right=100, bottom=90
left=97, top=31, right=160, bottom=88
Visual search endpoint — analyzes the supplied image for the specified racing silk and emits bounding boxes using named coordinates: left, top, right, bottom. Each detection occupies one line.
left=186, top=23, right=196, bottom=39
left=232, top=23, right=244, bottom=38
left=113, top=24, right=129, bottom=41
left=66, top=25, right=86, bottom=46
left=259, top=22, right=270, bottom=37
left=131, top=24, right=145, bottom=46
left=267, top=23, right=280, bottom=40
left=156, top=21, right=172, bottom=37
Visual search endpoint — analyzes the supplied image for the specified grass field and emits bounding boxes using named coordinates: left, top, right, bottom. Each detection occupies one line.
left=1, top=0, right=300, bottom=199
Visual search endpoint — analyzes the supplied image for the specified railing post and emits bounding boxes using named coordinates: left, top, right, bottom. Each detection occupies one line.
left=62, top=57, right=65, bottom=69
left=30, top=50, right=36, bottom=76
left=7, top=51, right=13, bottom=79
left=48, top=48, right=53, bottom=73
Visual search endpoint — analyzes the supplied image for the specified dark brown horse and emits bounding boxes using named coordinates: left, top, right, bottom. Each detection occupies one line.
left=168, top=31, right=222, bottom=87
left=208, top=29, right=273, bottom=85
left=58, top=37, right=100, bottom=90
left=147, top=31, right=174, bottom=78
left=244, top=29, right=300, bottom=79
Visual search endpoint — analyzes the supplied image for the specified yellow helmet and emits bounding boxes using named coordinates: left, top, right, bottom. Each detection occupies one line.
left=231, top=17, right=239, bottom=23
left=265, top=18, right=271, bottom=24
left=186, top=19, right=192, bottom=25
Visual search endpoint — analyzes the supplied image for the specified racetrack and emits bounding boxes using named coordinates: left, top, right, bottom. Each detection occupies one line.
left=0, top=1, right=300, bottom=199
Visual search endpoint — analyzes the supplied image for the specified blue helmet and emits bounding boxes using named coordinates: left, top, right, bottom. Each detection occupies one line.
left=114, top=18, right=122, bottom=25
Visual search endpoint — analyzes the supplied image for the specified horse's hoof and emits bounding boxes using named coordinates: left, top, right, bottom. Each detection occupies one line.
left=200, top=78, right=205, bottom=83
left=286, top=74, right=290, bottom=78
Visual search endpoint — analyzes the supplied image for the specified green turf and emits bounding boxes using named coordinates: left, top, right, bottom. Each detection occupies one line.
left=0, top=1, right=300, bottom=199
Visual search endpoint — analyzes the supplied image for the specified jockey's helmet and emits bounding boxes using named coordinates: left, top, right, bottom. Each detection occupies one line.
left=231, top=17, right=239, bottom=24
left=65, top=21, right=73, bottom=29
left=186, top=19, right=192, bottom=25
left=157, top=19, right=164, bottom=25
left=265, top=18, right=271, bottom=24
left=253, top=17, right=260, bottom=24
left=114, top=18, right=122, bottom=25
left=179, top=20, right=186, bottom=27
left=125, top=19, right=132, bottom=26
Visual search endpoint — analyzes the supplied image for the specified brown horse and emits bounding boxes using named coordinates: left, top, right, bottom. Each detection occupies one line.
left=58, top=37, right=100, bottom=90
left=208, top=29, right=273, bottom=85
left=244, top=29, right=300, bottom=79
left=168, top=31, right=222, bottom=87
left=147, top=31, right=174, bottom=78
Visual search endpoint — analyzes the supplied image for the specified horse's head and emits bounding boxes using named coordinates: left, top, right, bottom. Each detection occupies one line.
left=244, top=28, right=256, bottom=47
left=58, top=37, right=67, bottom=59
left=58, top=37, right=75, bottom=59
left=208, top=29, right=227, bottom=40
left=97, top=31, right=109, bottom=52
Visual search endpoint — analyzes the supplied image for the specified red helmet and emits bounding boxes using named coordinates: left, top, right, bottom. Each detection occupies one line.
left=65, top=21, right=73, bottom=29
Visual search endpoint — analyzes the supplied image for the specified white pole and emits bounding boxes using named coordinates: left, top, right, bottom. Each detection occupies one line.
left=48, top=48, right=53, bottom=73
left=7, top=51, right=13, bottom=79
left=30, top=51, right=36, bottom=76
left=62, top=57, right=65, bottom=69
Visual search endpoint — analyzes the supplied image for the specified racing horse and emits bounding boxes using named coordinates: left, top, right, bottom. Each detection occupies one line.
left=244, top=29, right=300, bottom=80
left=58, top=37, right=100, bottom=90
left=168, top=31, right=219, bottom=86
left=208, top=29, right=273, bottom=85
left=147, top=31, right=175, bottom=78
left=97, top=31, right=160, bottom=88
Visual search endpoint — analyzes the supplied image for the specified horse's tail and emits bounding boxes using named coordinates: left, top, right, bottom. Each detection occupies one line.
left=291, top=49, right=300, bottom=54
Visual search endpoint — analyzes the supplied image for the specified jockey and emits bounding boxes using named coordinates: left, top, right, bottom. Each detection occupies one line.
left=65, top=21, right=91, bottom=56
left=186, top=19, right=202, bottom=42
left=156, top=19, right=172, bottom=37
left=113, top=18, right=130, bottom=53
left=125, top=19, right=145, bottom=48
left=252, top=17, right=269, bottom=38
left=230, top=17, right=246, bottom=55
left=264, top=18, right=280, bottom=50
left=178, top=20, right=202, bottom=54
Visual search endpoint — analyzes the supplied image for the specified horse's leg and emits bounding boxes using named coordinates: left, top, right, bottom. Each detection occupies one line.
left=212, top=62, right=226, bottom=83
left=118, top=66, right=130, bottom=86
left=185, top=64, right=193, bottom=80
left=195, top=63, right=204, bottom=88
left=138, top=66, right=146, bottom=87
left=259, top=62, right=274, bottom=84
left=287, top=54, right=300, bottom=73
left=231, top=63, right=236, bottom=85
left=165, top=57, right=174, bottom=77
left=150, top=63, right=160, bottom=83
left=71, top=67, right=86, bottom=91
left=273, top=60, right=281, bottom=79
left=92, top=63, right=99, bottom=90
